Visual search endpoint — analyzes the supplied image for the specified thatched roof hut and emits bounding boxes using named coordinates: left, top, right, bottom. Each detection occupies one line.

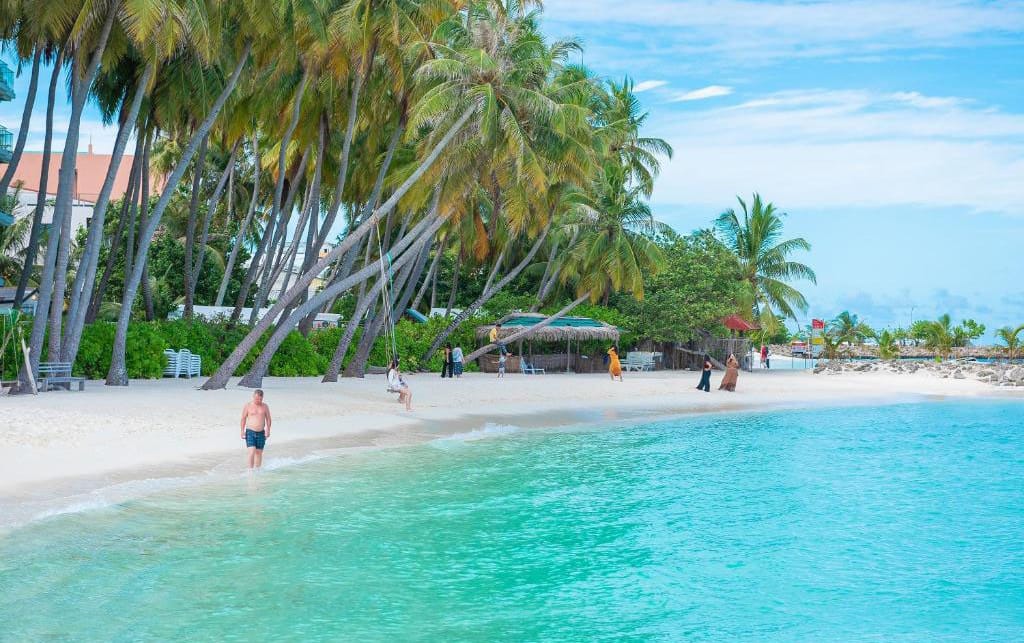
left=474, top=313, right=620, bottom=343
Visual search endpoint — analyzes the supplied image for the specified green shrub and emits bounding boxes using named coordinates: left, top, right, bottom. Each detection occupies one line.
left=269, top=331, right=326, bottom=376
left=153, top=319, right=250, bottom=375
left=75, top=322, right=166, bottom=379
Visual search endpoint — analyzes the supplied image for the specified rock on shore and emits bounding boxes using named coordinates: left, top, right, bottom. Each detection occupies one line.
left=813, top=359, right=1024, bottom=387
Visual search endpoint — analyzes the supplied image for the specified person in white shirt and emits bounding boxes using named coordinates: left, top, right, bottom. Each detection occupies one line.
left=387, top=359, right=413, bottom=411
left=451, top=345, right=464, bottom=378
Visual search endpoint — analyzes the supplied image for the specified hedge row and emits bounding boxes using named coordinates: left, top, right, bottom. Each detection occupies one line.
left=63, top=316, right=482, bottom=379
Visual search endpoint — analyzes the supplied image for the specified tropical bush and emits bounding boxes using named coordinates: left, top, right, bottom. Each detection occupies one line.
left=75, top=322, right=166, bottom=379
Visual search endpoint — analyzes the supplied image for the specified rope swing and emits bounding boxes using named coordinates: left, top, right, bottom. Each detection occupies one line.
left=374, top=222, right=399, bottom=368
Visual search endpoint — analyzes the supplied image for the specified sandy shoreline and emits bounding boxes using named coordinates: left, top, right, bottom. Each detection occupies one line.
left=3, top=368, right=1021, bottom=529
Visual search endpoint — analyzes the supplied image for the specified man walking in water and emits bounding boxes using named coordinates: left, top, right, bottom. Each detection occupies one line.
left=240, top=389, right=272, bottom=469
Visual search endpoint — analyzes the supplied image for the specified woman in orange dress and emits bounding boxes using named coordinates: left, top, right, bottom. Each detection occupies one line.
left=608, top=346, right=623, bottom=381
left=719, top=354, right=740, bottom=391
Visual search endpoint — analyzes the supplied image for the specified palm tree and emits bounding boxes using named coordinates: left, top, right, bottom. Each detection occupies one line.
left=996, top=325, right=1024, bottom=361
left=920, top=314, right=955, bottom=361
left=0, top=192, right=31, bottom=283
left=874, top=329, right=900, bottom=361
left=715, top=194, right=816, bottom=328
left=829, top=310, right=873, bottom=358
left=559, top=163, right=666, bottom=306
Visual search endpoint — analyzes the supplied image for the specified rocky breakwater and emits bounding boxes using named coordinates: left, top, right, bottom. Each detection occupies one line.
left=814, top=359, right=1024, bottom=387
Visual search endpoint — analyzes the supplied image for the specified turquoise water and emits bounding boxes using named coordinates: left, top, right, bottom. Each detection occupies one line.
left=2, top=401, right=1023, bottom=640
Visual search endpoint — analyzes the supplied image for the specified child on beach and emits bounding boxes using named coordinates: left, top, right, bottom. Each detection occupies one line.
left=498, top=351, right=511, bottom=378
left=240, top=389, right=272, bottom=470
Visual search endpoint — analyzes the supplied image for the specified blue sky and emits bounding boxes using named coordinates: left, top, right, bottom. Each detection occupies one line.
left=2, top=0, right=1023, bottom=339
left=541, top=0, right=1024, bottom=338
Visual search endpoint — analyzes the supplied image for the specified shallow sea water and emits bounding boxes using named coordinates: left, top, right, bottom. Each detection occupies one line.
left=1, top=401, right=1022, bottom=641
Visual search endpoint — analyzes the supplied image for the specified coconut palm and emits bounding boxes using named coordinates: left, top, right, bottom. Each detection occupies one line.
left=919, top=314, right=955, bottom=360
left=996, top=325, right=1024, bottom=361
left=829, top=310, right=873, bottom=358
left=715, top=194, right=816, bottom=328
left=874, top=329, right=900, bottom=361
left=0, top=193, right=31, bottom=283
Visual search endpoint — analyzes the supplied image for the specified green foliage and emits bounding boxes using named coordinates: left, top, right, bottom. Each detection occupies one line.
left=874, top=329, right=900, bottom=360
left=369, top=317, right=480, bottom=373
left=614, top=233, right=743, bottom=344
left=269, top=331, right=326, bottom=376
left=996, top=325, right=1024, bottom=360
left=910, top=314, right=987, bottom=359
left=829, top=311, right=874, bottom=349
left=75, top=322, right=166, bottom=378
left=153, top=319, right=250, bottom=375
left=482, top=291, right=537, bottom=319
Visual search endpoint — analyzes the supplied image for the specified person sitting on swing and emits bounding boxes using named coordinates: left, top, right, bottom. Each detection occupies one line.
left=387, top=358, right=413, bottom=411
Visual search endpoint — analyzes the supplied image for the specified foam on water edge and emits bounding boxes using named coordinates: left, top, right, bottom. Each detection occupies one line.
left=431, top=422, right=521, bottom=444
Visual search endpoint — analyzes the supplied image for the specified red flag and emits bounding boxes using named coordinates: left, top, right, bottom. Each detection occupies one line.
left=811, top=318, right=825, bottom=329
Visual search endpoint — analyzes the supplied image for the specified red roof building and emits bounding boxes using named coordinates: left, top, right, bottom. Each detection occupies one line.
left=723, top=314, right=759, bottom=333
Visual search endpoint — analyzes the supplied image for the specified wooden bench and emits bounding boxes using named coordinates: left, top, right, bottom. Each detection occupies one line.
left=37, top=361, right=86, bottom=392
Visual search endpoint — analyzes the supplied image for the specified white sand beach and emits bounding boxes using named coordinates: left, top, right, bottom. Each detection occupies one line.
left=3, top=368, right=1021, bottom=518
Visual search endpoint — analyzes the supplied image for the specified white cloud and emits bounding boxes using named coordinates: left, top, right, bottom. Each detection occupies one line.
left=633, top=80, right=668, bottom=92
left=670, top=85, right=733, bottom=102
left=544, top=0, right=1024, bottom=65
left=650, top=88, right=1024, bottom=215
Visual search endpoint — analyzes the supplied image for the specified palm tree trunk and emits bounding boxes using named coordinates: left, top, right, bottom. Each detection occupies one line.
left=14, top=55, right=62, bottom=309
left=106, top=43, right=252, bottom=386
left=322, top=276, right=381, bottom=382
left=46, top=205, right=72, bottom=360
left=62, top=62, right=154, bottom=363
left=392, top=240, right=431, bottom=321
left=137, top=133, right=154, bottom=321
left=234, top=214, right=445, bottom=388
left=87, top=148, right=139, bottom=323
left=444, top=247, right=461, bottom=317
left=0, top=48, right=41, bottom=198
left=245, top=69, right=309, bottom=319
left=337, top=228, right=428, bottom=378
left=421, top=223, right=551, bottom=364
left=412, top=236, right=445, bottom=311
left=22, top=6, right=119, bottom=388
left=182, top=131, right=210, bottom=319
left=315, top=71, right=364, bottom=254
left=190, top=142, right=239, bottom=300
left=482, top=246, right=506, bottom=295
left=464, top=294, right=589, bottom=363
left=271, top=121, right=323, bottom=295
left=344, top=259, right=418, bottom=378
left=243, top=146, right=310, bottom=323
left=216, top=136, right=259, bottom=307
left=316, top=120, right=405, bottom=297
left=201, top=105, right=475, bottom=390
left=430, top=260, right=438, bottom=310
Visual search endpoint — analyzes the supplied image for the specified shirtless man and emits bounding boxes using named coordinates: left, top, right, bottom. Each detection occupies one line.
left=240, top=389, right=272, bottom=469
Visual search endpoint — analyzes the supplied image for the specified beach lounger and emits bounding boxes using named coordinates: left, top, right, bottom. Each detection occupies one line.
left=163, top=349, right=182, bottom=377
left=521, top=360, right=545, bottom=375
left=164, top=349, right=202, bottom=378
